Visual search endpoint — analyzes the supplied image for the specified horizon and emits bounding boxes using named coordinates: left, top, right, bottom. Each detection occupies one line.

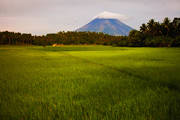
left=0, top=0, right=180, bottom=35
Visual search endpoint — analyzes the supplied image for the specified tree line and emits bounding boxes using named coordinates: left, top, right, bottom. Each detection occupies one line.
left=126, top=17, right=180, bottom=47
left=0, top=17, right=180, bottom=47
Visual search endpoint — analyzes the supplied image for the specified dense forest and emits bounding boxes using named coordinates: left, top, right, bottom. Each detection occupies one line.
left=0, top=17, right=180, bottom=47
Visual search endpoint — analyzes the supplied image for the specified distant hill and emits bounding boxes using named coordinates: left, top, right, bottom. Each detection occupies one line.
left=76, top=17, right=133, bottom=36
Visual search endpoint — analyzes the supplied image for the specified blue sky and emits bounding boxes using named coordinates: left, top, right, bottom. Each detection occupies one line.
left=0, top=0, right=180, bottom=35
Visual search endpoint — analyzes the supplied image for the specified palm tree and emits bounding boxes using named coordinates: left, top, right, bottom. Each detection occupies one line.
left=153, top=22, right=162, bottom=36
left=147, top=19, right=155, bottom=35
left=140, top=23, right=147, bottom=33
left=162, top=17, right=171, bottom=36
left=163, top=17, right=170, bottom=26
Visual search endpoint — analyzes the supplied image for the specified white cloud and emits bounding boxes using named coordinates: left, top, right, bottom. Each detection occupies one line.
left=93, top=11, right=128, bottom=21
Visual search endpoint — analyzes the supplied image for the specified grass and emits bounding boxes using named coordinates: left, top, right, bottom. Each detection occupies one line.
left=0, top=45, right=180, bottom=120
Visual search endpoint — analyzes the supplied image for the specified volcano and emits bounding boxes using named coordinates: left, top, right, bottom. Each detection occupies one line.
left=76, top=12, right=133, bottom=36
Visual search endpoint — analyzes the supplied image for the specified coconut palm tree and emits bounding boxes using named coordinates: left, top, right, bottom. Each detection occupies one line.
left=140, top=23, right=147, bottom=33
left=162, top=17, right=171, bottom=36
left=147, top=19, right=155, bottom=35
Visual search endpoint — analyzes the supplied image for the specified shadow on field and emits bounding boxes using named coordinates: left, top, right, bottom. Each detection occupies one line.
left=31, top=46, right=129, bottom=52
left=65, top=53, right=180, bottom=92
left=64, top=53, right=149, bottom=80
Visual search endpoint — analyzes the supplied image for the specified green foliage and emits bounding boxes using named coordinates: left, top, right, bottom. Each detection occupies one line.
left=172, top=36, right=180, bottom=47
left=0, top=46, right=180, bottom=119
left=127, top=17, right=180, bottom=47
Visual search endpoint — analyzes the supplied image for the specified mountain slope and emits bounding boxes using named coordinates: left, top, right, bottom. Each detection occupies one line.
left=76, top=18, right=133, bottom=36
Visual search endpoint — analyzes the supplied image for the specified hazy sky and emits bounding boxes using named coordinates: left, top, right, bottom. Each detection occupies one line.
left=0, top=0, right=180, bottom=35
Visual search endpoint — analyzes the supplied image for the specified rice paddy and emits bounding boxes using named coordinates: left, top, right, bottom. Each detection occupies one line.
left=0, top=45, right=180, bottom=120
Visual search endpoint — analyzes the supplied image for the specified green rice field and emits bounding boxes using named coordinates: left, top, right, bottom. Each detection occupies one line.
left=0, top=45, right=180, bottom=120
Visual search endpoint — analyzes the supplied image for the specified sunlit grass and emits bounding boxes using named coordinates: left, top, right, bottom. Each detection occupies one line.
left=0, top=45, right=180, bottom=120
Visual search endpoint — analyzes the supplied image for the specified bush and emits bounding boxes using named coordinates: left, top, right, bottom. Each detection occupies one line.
left=172, top=36, right=180, bottom=47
